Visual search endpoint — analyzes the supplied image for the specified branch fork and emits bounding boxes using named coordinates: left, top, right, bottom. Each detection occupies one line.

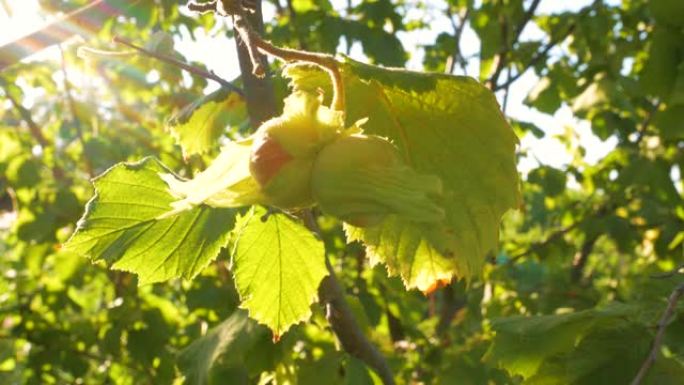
left=187, top=0, right=345, bottom=113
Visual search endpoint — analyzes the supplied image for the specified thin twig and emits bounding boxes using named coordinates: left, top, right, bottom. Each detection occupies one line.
left=491, top=0, right=604, bottom=92
left=1, top=81, right=48, bottom=147
left=486, top=0, right=542, bottom=89
left=445, top=6, right=469, bottom=75
left=634, top=100, right=660, bottom=145
left=59, top=45, right=94, bottom=177
left=112, top=36, right=244, bottom=97
left=493, top=24, right=576, bottom=91
left=630, top=283, right=684, bottom=385
left=514, top=0, right=543, bottom=43
left=507, top=222, right=579, bottom=263
left=507, top=202, right=612, bottom=264
left=570, top=234, right=599, bottom=282
left=502, top=65, right=512, bottom=113
left=486, top=14, right=509, bottom=90
left=187, top=0, right=218, bottom=13
left=1, top=81, right=68, bottom=178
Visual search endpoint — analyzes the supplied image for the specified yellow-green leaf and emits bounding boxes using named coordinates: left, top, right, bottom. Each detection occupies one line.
left=285, top=58, right=520, bottom=291
left=64, top=157, right=236, bottom=284
left=231, top=206, right=328, bottom=339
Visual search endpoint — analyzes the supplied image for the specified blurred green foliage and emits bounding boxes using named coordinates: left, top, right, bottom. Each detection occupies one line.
left=0, top=0, right=683, bottom=384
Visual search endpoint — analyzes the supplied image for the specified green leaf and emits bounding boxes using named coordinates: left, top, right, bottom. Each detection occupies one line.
left=653, top=105, right=684, bottom=140
left=649, top=0, right=684, bottom=28
left=525, top=77, right=562, bottom=115
left=571, top=76, right=613, bottom=116
left=231, top=206, right=328, bottom=339
left=168, top=88, right=247, bottom=157
left=64, top=157, right=236, bottom=284
left=489, top=309, right=684, bottom=385
left=5, top=155, right=41, bottom=188
left=484, top=303, right=636, bottom=379
left=285, top=58, right=520, bottom=291
left=511, top=120, right=545, bottom=139
left=345, top=357, right=376, bottom=385
left=521, top=323, right=674, bottom=385
left=0, top=131, right=22, bottom=171
left=178, top=309, right=268, bottom=385
left=670, top=62, right=684, bottom=105
left=640, top=27, right=683, bottom=98
left=528, top=166, right=567, bottom=196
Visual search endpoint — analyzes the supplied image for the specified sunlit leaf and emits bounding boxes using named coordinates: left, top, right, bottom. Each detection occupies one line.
left=64, top=157, right=236, bottom=284
left=168, top=88, right=247, bottom=157
left=484, top=303, right=635, bottom=378
left=231, top=206, right=328, bottom=338
left=178, top=309, right=268, bottom=385
left=285, top=58, right=520, bottom=291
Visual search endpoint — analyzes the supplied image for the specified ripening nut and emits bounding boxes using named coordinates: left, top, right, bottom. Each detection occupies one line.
left=311, top=134, right=445, bottom=227
left=248, top=90, right=445, bottom=227
left=249, top=91, right=342, bottom=209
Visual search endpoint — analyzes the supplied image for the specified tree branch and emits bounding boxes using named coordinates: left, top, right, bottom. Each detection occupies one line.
left=302, top=211, right=396, bottom=385
left=231, top=8, right=345, bottom=112
left=630, top=283, right=684, bottom=385
left=436, top=283, right=466, bottom=337
left=318, top=262, right=396, bottom=384
left=493, top=23, right=576, bottom=91
left=59, top=45, right=94, bottom=177
left=491, top=0, right=605, bottom=92
left=445, top=6, right=469, bottom=75
left=634, top=99, right=660, bottom=145
left=0, top=0, right=142, bottom=71
left=231, top=0, right=278, bottom=127
left=188, top=0, right=346, bottom=115
left=2, top=85, right=48, bottom=148
left=514, top=0, right=543, bottom=43
left=508, top=221, right=579, bottom=263
left=501, top=65, right=512, bottom=113
left=0, top=81, right=67, bottom=180
left=570, top=234, right=599, bottom=282
left=507, top=202, right=613, bottom=264
left=486, top=0, right=542, bottom=89
left=486, top=14, right=510, bottom=90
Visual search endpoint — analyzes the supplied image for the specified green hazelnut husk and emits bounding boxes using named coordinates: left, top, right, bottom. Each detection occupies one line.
left=249, top=91, right=343, bottom=209
left=311, top=134, right=445, bottom=227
